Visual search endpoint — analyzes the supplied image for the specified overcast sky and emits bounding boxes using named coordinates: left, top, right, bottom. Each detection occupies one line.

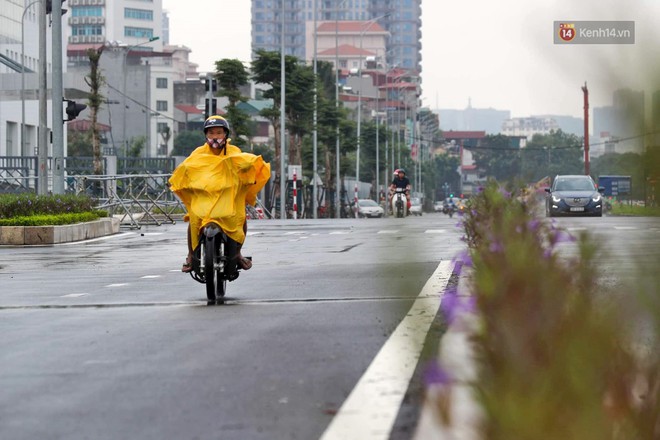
left=163, top=0, right=660, bottom=119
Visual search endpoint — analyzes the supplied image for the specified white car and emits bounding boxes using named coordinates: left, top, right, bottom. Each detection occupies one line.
left=354, top=199, right=385, bottom=218
left=410, top=197, right=423, bottom=216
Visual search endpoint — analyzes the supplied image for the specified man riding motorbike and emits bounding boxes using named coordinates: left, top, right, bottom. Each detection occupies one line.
left=169, top=115, right=270, bottom=273
left=389, top=168, right=411, bottom=214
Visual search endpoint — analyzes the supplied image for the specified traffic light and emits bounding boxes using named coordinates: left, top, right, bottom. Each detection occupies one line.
left=205, top=77, right=218, bottom=93
left=65, top=99, right=87, bottom=122
left=205, top=98, right=217, bottom=120
left=46, top=0, right=68, bottom=15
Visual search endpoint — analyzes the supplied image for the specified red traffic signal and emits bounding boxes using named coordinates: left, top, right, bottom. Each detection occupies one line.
left=65, top=99, right=87, bottom=122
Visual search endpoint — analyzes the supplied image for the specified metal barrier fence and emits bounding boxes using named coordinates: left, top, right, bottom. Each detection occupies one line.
left=69, top=173, right=183, bottom=230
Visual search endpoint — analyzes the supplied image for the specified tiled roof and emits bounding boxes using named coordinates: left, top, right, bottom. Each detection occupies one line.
left=175, top=104, right=203, bottom=114
left=317, top=44, right=376, bottom=57
left=68, top=119, right=111, bottom=131
left=317, top=21, right=387, bottom=34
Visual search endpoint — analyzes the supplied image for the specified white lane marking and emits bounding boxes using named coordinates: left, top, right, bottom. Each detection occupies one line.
left=567, top=227, right=587, bottom=231
left=247, top=231, right=264, bottom=236
left=614, top=226, right=638, bottom=230
left=425, top=229, right=446, bottom=234
left=141, top=275, right=161, bottom=279
left=58, top=232, right=133, bottom=245
left=330, top=231, right=350, bottom=235
left=319, top=260, right=453, bottom=440
left=140, top=232, right=164, bottom=236
left=61, top=293, right=89, bottom=298
left=284, top=231, right=306, bottom=235
left=377, top=230, right=399, bottom=234
left=105, top=283, right=128, bottom=288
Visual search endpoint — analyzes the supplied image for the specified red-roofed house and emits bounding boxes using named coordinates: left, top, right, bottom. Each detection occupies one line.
left=307, top=21, right=389, bottom=71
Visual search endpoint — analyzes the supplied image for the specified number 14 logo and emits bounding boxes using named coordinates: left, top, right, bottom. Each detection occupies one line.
left=559, top=23, right=576, bottom=41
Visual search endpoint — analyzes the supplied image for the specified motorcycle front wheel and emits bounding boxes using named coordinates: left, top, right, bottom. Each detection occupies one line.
left=203, top=234, right=226, bottom=300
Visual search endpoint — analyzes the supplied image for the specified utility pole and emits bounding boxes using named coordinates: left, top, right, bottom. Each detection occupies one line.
left=279, top=0, right=286, bottom=220
left=51, top=0, right=65, bottom=194
left=312, top=0, right=318, bottom=218
left=582, top=82, right=590, bottom=175
left=37, top=0, right=48, bottom=195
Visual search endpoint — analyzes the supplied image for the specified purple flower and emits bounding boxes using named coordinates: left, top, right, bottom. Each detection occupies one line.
left=453, top=250, right=473, bottom=268
left=549, top=229, right=576, bottom=247
left=441, top=290, right=461, bottom=324
left=476, top=186, right=485, bottom=193
left=441, top=285, right=476, bottom=324
left=489, top=241, right=504, bottom=253
left=424, top=361, right=453, bottom=387
left=498, top=187, right=511, bottom=198
left=543, top=248, right=553, bottom=259
left=527, top=219, right=541, bottom=232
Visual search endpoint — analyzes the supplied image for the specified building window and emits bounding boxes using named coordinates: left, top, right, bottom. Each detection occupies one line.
left=125, top=8, right=154, bottom=21
left=156, top=101, right=168, bottom=112
left=124, top=27, right=154, bottom=39
left=156, top=78, right=168, bottom=89
left=72, top=6, right=102, bottom=17
left=72, top=25, right=102, bottom=36
left=157, top=122, right=169, bottom=135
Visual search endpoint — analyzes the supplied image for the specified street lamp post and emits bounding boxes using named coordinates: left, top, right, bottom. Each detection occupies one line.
left=355, top=13, right=388, bottom=216
left=334, top=0, right=348, bottom=219
left=312, top=0, right=318, bottom=218
left=21, top=0, right=40, bottom=159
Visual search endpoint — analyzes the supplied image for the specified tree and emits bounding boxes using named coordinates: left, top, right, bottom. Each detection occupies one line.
left=432, top=153, right=461, bottom=200
left=171, top=130, right=205, bottom=157
left=85, top=47, right=105, bottom=175
left=215, top=59, right=250, bottom=147
left=472, top=134, right=521, bottom=184
left=251, top=49, right=299, bottom=184
left=66, top=129, right=93, bottom=157
left=521, top=130, right=583, bottom=182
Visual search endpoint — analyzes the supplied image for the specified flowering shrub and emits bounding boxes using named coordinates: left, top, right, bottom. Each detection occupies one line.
left=0, top=194, right=96, bottom=218
left=446, top=181, right=659, bottom=439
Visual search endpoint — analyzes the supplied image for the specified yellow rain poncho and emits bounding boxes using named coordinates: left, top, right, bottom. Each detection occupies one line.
left=169, top=142, right=271, bottom=251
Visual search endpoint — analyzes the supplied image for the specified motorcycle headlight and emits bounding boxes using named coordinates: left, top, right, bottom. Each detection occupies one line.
left=552, top=195, right=562, bottom=203
left=592, top=194, right=601, bottom=202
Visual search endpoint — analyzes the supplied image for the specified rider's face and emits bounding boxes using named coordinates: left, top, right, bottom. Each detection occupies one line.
left=207, top=127, right=227, bottom=139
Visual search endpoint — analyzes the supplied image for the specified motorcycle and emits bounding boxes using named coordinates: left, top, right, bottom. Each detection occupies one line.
left=442, top=203, right=456, bottom=218
left=188, top=221, right=246, bottom=301
left=392, top=188, right=408, bottom=218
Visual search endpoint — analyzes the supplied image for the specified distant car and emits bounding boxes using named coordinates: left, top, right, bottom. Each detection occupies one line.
left=354, top=199, right=384, bottom=218
left=433, top=201, right=444, bottom=212
left=545, top=175, right=604, bottom=217
left=410, top=197, right=423, bottom=216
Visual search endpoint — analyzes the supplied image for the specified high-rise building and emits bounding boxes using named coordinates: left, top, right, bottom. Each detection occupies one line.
left=593, top=88, right=645, bottom=154
left=251, top=0, right=422, bottom=73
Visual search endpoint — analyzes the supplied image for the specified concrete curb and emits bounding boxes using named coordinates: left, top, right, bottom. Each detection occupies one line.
left=412, top=267, right=483, bottom=439
left=0, top=217, right=120, bottom=245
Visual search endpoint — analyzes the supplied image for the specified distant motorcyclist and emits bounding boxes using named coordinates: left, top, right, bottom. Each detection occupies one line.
left=389, top=168, right=411, bottom=212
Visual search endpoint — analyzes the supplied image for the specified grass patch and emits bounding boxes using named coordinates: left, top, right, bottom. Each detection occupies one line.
left=0, top=211, right=106, bottom=226
left=610, top=202, right=660, bottom=216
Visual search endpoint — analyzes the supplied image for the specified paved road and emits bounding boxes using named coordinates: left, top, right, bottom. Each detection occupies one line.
left=1, top=213, right=657, bottom=440
left=0, top=214, right=465, bottom=440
